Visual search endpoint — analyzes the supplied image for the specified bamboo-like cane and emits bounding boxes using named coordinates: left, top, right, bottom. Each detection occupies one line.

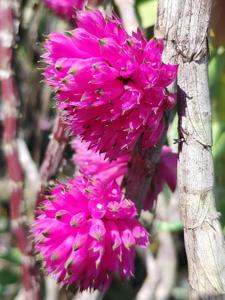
left=155, top=0, right=225, bottom=298
left=0, top=0, right=39, bottom=299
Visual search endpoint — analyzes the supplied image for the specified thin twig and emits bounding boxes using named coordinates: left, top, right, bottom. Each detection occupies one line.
left=45, top=277, right=59, bottom=300
left=17, top=138, right=40, bottom=195
left=114, top=0, right=139, bottom=34
left=136, top=194, right=177, bottom=300
left=73, top=290, right=105, bottom=300
left=35, top=111, right=69, bottom=211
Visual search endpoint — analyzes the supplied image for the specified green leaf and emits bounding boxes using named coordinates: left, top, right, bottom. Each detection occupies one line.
left=0, top=269, right=20, bottom=285
left=137, top=0, right=157, bottom=29
left=209, top=46, right=225, bottom=92
left=213, top=130, right=225, bottom=160
left=0, top=248, right=22, bottom=265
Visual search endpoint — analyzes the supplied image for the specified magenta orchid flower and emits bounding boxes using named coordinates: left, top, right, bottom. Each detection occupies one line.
left=33, top=176, right=149, bottom=290
left=43, top=10, right=177, bottom=160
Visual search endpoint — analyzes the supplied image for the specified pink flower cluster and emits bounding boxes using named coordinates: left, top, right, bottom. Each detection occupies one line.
left=33, top=177, right=149, bottom=290
left=43, top=10, right=177, bottom=160
left=34, top=8, right=178, bottom=292
left=44, top=0, right=86, bottom=20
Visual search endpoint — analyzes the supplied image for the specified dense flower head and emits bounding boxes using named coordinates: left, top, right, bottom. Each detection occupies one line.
left=44, top=0, right=86, bottom=20
left=33, top=176, right=149, bottom=290
left=144, top=146, right=177, bottom=210
left=72, top=139, right=129, bottom=184
left=43, top=9, right=178, bottom=160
